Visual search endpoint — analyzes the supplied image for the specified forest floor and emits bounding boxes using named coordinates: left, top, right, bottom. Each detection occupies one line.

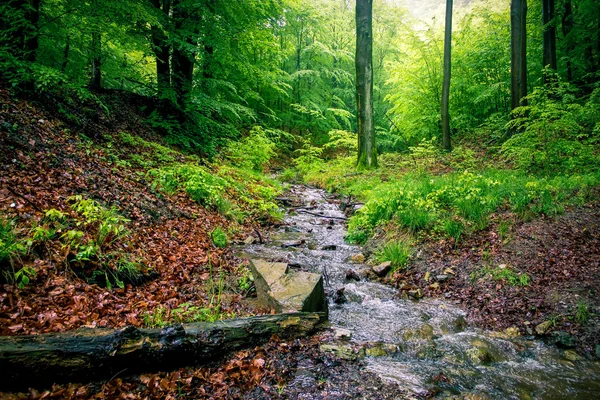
left=0, top=88, right=414, bottom=399
left=376, top=194, right=600, bottom=359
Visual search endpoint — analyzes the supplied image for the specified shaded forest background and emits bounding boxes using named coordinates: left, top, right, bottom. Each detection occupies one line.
left=1, top=0, right=599, bottom=163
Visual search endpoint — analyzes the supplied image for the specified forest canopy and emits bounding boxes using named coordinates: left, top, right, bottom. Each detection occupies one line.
left=0, top=0, right=599, bottom=165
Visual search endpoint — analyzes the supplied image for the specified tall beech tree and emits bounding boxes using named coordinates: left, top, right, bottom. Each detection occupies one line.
left=355, top=0, right=377, bottom=169
left=510, top=0, right=528, bottom=110
left=441, top=0, right=453, bottom=152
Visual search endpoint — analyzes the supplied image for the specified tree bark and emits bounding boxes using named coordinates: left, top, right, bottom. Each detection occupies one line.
left=151, top=0, right=172, bottom=96
left=355, top=0, right=377, bottom=169
left=24, top=0, right=41, bottom=62
left=562, top=1, right=574, bottom=81
left=89, top=30, right=102, bottom=90
left=0, top=312, right=326, bottom=392
left=510, top=0, right=528, bottom=110
left=441, top=0, right=453, bottom=152
left=171, top=0, right=196, bottom=108
left=542, top=0, right=557, bottom=73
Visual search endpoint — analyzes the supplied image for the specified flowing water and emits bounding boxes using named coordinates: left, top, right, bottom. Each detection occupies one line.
left=239, top=185, right=600, bottom=399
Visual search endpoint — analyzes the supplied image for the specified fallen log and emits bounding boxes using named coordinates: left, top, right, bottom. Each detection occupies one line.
left=0, top=312, right=326, bottom=391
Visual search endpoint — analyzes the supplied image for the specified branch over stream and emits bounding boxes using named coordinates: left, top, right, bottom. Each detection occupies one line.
left=0, top=312, right=326, bottom=391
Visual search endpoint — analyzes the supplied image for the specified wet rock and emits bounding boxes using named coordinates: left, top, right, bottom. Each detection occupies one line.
left=372, top=261, right=392, bottom=276
left=334, top=287, right=347, bottom=304
left=366, top=347, right=388, bottom=357
left=345, top=269, right=361, bottom=282
left=321, top=244, right=337, bottom=250
left=564, top=349, right=583, bottom=361
left=350, top=253, right=365, bottom=263
left=549, top=331, right=575, bottom=348
left=244, top=236, right=256, bottom=245
left=535, top=320, right=553, bottom=335
left=249, top=258, right=327, bottom=313
left=333, top=327, right=352, bottom=340
left=320, top=344, right=365, bottom=361
left=284, top=226, right=302, bottom=233
left=436, top=274, right=449, bottom=282
left=307, top=243, right=317, bottom=250
left=402, top=324, right=434, bottom=341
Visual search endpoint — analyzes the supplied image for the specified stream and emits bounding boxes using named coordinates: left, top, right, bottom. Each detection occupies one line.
left=239, top=185, right=600, bottom=399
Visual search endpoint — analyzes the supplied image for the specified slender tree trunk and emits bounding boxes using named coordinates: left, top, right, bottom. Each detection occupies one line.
left=61, top=34, right=70, bottom=73
left=89, top=30, right=101, bottom=90
left=562, top=1, right=574, bottom=81
left=510, top=0, right=528, bottom=110
left=355, top=0, right=377, bottom=169
left=171, top=0, right=196, bottom=108
left=441, top=0, right=453, bottom=152
left=24, top=0, right=41, bottom=62
left=151, top=0, right=172, bottom=96
left=542, top=0, right=557, bottom=72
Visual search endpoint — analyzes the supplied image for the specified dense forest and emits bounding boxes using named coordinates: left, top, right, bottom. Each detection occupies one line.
left=1, top=0, right=600, bottom=398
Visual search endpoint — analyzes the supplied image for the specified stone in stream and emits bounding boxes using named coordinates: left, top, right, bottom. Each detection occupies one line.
left=344, top=269, right=361, bottom=282
left=333, top=287, right=347, bottom=304
left=333, top=327, right=352, bottom=340
left=320, top=344, right=365, bottom=361
left=535, top=320, right=553, bottom=335
left=249, top=259, right=327, bottom=313
left=321, top=244, right=337, bottom=250
left=372, top=261, right=392, bottom=276
left=564, top=349, right=584, bottom=361
left=548, top=331, right=576, bottom=348
left=350, top=253, right=365, bottom=263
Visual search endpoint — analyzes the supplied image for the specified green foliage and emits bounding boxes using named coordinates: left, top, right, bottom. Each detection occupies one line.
left=143, top=306, right=168, bottom=329
left=575, top=302, right=590, bottom=325
left=0, top=218, right=27, bottom=267
left=14, top=266, right=36, bottom=289
left=149, top=164, right=228, bottom=207
left=236, top=265, right=254, bottom=293
left=314, top=158, right=600, bottom=244
left=478, top=265, right=531, bottom=287
left=224, top=126, right=276, bottom=172
left=503, top=82, right=600, bottom=174
left=210, top=227, right=228, bottom=249
left=375, top=238, right=412, bottom=272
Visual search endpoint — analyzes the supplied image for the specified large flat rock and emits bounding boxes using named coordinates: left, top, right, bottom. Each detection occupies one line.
left=249, top=259, right=327, bottom=314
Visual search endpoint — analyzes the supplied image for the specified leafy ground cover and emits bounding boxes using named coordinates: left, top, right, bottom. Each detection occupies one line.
left=0, top=86, right=282, bottom=337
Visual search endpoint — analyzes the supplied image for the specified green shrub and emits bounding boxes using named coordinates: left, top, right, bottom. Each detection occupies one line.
left=224, top=126, right=276, bottom=172
left=502, top=81, right=600, bottom=174
left=0, top=218, right=27, bottom=267
left=210, top=227, right=228, bottom=248
left=376, top=238, right=412, bottom=271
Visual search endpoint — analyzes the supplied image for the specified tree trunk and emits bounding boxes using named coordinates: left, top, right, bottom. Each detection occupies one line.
left=0, top=312, right=326, bottom=392
left=151, top=0, right=172, bottom=96
left=355, top=0, right=377, bottom=169
left=24, top=0, right=41, bottom=62
left=89, top=30, right=102, bottom=90
left=171, top=0, right=196, bottom=108
left=510, top=0, right=528, bottom=110
left=562, top=1, right=573, bottom=81
left=61, top=34, right=70, bottom=73
left=542, top=0, right=557, bottom=72
left=441, top=0, right=453, bottom=152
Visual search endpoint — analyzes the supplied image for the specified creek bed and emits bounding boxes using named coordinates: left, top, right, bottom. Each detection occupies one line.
left=239, top=185, right=600, bottom=399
